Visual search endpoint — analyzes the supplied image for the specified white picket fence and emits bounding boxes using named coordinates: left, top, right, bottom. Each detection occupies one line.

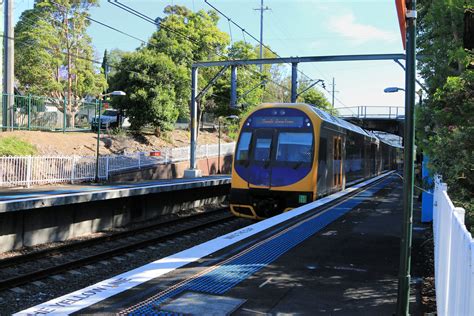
left=0, top=142, right=235, bottom=187
left=433, top=176, right=474, bottom=316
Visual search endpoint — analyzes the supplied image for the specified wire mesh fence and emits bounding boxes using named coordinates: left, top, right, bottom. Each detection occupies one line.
left=0, top=142, right=235, bottom=187
left=1, top=94, right=98, bottom=132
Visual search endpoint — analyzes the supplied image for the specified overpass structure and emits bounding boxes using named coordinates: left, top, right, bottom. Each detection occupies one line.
left=338, top=106, right=405, bottom=137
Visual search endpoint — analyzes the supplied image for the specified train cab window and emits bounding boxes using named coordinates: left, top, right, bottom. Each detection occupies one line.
left=276, top=132, right=313, bottom=162
left=254, top=138, right=272, bottom=161
left=236, top=132, right=251, bottom=161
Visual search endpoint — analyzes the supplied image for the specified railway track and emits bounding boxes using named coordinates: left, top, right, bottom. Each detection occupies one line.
left=0, top=208, right=236, bottom=292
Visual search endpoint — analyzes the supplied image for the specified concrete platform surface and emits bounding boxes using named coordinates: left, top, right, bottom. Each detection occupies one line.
left=16, top=173, right=426, bottom=315
left=0, top=176, right=230, bottom=213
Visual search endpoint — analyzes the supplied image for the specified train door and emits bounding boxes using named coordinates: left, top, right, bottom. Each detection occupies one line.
left=248, top=128, right=274, bottom=188
left=333, top=136, right=343, bottom=190
left=370, top=143, right=377, bottom=176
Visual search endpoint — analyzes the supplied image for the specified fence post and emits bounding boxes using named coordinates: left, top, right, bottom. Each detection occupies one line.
left=105, top=156, right=110, bottom=180
left=27, top=95, right=32, bottom=130
left=26, top=156, right=32, bottom=188
left=206, top=144, right=209, bottom=158
left=63, top=96, right=67, bottom=133
left=71, top=156, right=76, bottom=184
left=165, top=149, right=169, bottom=164
left=138, top=152, right=141, bottom=169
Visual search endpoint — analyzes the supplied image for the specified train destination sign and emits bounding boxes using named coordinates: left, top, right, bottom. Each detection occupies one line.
left=253, top=116, right=304, bottom=128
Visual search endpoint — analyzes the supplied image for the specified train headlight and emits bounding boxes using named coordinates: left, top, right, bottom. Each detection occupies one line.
left=298, top=195, right=307, bottom=204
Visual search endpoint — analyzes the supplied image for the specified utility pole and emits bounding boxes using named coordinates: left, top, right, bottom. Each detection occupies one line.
left=254, top=0, right=270, bottom=72
left=329, top=77, right=338, bottom=108
left=3, top=0, right=14, bottom=130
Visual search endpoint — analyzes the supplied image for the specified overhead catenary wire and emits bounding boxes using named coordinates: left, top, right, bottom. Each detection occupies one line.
left=15, top=6, right=181, bottom=83
left=108, top=0, right=290, bottom=93
left=203, top=0, right=319, bottom=87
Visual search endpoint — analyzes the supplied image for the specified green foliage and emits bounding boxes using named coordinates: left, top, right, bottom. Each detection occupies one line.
left=416, top=0, right=474, bottom=231
left=417, top=0, right=470, bottom=92
left=0, top=137, right=37, bottom=156
left=213, top=41, right=264, bottom=118
left=15, top=0, right=106, bottom=127
left=297, top=81, right=336, bottom=115
left=110, top=50, right=181, bottom=132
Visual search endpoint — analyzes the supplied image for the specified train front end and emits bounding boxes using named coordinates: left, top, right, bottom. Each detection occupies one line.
left=230, top=104, right=320, bottom=219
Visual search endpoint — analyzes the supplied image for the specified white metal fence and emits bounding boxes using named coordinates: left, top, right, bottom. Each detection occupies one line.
left=0, top=142, right=235, bottom=187
left=433, top=176, right=474, bottom=316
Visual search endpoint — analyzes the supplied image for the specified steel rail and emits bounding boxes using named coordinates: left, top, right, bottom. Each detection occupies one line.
left=0, top=209, right=234, bottom=292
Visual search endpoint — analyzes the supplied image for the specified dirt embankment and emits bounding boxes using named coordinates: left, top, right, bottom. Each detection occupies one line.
left=0, top=130, right=233, bottom=156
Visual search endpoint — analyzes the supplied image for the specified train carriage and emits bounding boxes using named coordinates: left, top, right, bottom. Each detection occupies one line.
left=230, top=103, right=401, bottom=220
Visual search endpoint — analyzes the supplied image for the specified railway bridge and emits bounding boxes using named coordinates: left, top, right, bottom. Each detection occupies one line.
left=338, top=106, right=405, bottom=137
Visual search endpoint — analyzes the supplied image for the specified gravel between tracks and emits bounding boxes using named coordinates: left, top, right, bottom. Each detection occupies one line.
left=1, top=211, right=252, bottom=315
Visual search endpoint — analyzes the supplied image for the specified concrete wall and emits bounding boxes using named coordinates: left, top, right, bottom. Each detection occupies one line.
left=109, top=154, right=234, bottom=182
left=0, top=184, right=229, bottom=253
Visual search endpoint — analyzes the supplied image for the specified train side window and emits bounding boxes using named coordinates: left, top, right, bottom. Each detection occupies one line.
left=333, top=137, right=342, bottom=160
left=318, top=138, right=327, bottom=162
left=236, top=132, right=251, bottom=161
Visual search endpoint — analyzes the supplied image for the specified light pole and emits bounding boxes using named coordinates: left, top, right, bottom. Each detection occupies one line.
left=217, top=115, right=239, bottom=174
left=95, top=91, right=126, bottom=182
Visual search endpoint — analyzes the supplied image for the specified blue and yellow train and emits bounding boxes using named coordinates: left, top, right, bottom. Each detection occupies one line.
left=230, top=103, right=401, bottom=219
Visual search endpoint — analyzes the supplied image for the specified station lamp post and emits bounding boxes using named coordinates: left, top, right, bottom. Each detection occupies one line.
left=95, top=91, right=126, bottom=182
left=217, top=115, right=239, bottom=174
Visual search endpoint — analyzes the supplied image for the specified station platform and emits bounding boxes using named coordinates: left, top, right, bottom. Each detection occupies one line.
left=16, top=172, right=426, bottom=315
left=0, top=176, right=231, bottom=213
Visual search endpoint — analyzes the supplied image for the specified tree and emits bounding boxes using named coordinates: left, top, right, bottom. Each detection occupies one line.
left=147, top=5, right=230, bottom=123
left=297, top=81, right=336, bottom=115
left=109, top=49, right=184, bottom=133
left=15, top=0, right=106, bottom=128
left=416, top=0, right=474, bottom=230
left=212, top=41, right=265, bottom=118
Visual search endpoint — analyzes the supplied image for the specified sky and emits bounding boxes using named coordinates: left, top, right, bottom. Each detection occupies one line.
left=13, top=0, right=407, bottom=115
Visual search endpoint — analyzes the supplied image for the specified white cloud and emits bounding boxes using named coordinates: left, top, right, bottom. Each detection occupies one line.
left=328, top=13, right=397, bottom=44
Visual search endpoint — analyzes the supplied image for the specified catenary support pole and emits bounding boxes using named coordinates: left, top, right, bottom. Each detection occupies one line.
left=396, top=1, right=417, bottom=315
left=190, top=67, right=198, bottom=170
left=291, top=62, right=298, bottom=103
left=332, top=77, right=335, bottom=107
left=230, top=66, right=238, bottom=107
left=3, top=0, right=14, bottom=130
left=95, top=99, right=101, bottom=182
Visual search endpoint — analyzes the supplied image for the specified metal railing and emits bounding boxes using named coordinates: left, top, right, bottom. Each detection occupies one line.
left=337, top=106, right=405, bottom=119
left=0, top=142, right=236, bottom=187
left=1, top=94, right=98, bottom=132
left=433, top=176, right=473, bottom=316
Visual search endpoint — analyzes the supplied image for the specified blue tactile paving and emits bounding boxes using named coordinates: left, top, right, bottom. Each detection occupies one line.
left=126, top=176, right=394, bottom=315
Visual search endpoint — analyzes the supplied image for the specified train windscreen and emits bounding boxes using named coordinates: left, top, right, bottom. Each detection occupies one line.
left=234, top=107, right=314, bottom=187
left=236, top=108, right=313, bottom=163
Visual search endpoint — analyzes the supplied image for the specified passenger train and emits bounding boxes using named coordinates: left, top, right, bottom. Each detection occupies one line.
left=230, top=103, right=402, bottom=219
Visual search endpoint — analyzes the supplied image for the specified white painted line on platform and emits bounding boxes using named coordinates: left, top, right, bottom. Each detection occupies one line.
left=15, top=172, right=394, bottom=315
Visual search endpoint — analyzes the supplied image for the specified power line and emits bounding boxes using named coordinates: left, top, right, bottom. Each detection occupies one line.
left=203, top=0, right=319, bottom=86
left=107, top=0, right=289, bottom=93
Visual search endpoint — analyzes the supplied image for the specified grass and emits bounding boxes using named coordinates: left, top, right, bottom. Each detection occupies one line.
left=0, top=136, right=37, bottom=156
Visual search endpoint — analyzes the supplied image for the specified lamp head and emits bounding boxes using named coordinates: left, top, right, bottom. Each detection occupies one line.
left=384, top=87, right=404, bottom=93
left=109, top=91, right=126, bottom=96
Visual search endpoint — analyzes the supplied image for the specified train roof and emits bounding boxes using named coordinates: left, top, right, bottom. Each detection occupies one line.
left=310, top=106, right=372, bottom=137
left=262, top=103, right=402, bottom=148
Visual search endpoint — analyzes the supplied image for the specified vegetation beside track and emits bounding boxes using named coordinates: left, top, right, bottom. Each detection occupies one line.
left=0, top=136, right=37, bottom=156
left=416, top=1, right=473, bottom=232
